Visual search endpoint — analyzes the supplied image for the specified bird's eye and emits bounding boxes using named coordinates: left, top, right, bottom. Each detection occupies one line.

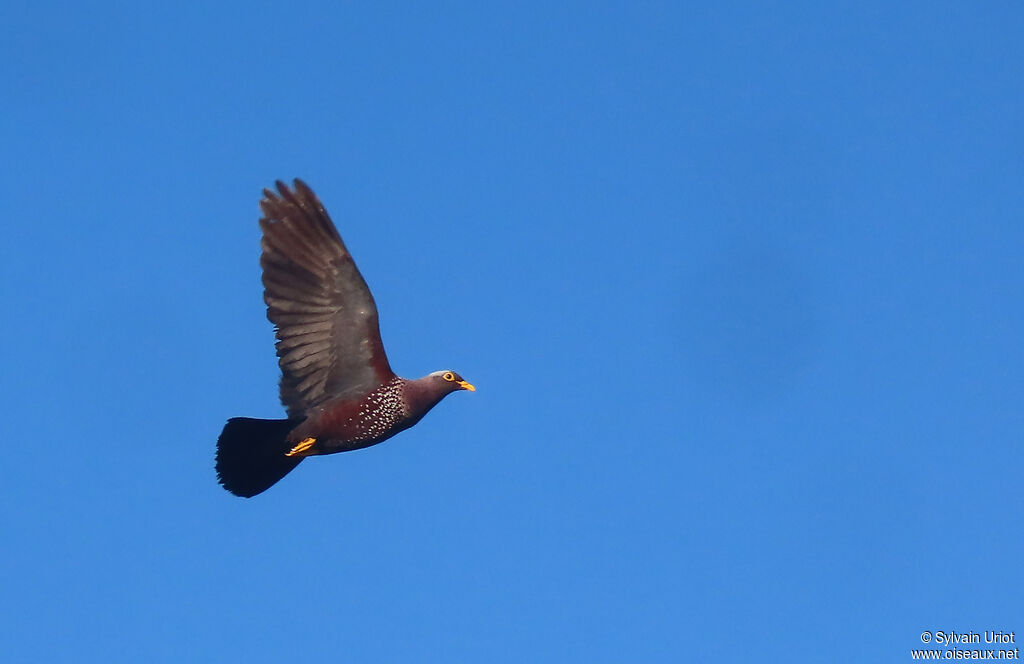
left=442, top=372, right=455, bottom=382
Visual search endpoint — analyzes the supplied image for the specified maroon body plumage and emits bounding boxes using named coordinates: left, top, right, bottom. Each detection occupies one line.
left=215, top=180, right=474, bottom=498
left=288, top=375, right=466, bottom=453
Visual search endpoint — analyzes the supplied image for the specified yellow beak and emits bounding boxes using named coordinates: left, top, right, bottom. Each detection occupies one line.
left=457, top=380, right=476, bottom=392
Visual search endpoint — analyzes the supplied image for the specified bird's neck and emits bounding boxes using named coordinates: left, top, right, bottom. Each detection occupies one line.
left=401, top=377, right=450, bottom=421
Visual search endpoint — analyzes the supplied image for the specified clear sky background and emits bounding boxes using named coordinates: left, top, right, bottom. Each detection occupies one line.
left=2, top=2, right=1022, bottom=662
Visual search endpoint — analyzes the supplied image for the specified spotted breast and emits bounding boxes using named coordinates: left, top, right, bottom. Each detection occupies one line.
left=295, top=377, right=411, bottom=453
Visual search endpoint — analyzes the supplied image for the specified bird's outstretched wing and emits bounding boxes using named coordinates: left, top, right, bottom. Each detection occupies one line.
left=259, top=179, right=393, bottom=416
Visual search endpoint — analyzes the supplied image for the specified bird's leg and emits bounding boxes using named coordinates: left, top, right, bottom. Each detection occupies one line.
left=286, top=437, right=317, bottom=457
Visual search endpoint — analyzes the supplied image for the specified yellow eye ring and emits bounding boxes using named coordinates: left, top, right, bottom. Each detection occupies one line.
left=442, top=372, right=455, bottom=382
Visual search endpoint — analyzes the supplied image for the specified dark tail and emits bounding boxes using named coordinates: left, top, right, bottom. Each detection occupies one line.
left=215, top=417, right=303, bottom=498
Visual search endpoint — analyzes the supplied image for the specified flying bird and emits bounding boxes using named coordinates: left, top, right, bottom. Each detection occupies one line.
left=215, top=180, right=475, bottom=497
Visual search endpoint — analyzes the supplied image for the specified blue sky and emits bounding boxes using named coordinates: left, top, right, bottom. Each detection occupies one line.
left=2, top=2, right=1022, bottom=661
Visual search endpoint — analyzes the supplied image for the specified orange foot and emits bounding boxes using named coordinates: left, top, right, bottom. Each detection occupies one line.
left=286, top=437, right=317, bottom=457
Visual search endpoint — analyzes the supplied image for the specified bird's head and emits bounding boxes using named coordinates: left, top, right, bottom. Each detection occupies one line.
left=428, top=370, right=476, bottom=393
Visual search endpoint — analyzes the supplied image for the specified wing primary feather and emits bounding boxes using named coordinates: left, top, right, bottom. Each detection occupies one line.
left=263, top=201, right=340, bottom=257
left=281, top=341, right=332, bottom=364
left=280, top=180, right=343, bottom=246
left=261, top=230, right=332, bottom=272
left=271, top=313, right=336, bottom=326
left=259, top=211, right=337, bottom=271
left=281, top=348, right=329, bottom=369
left=265, top=298, right=337, bottom=315
left=260, top=199, right=335, bottom=264
left=275, top=331, right=332, bottom=351
left=263, top=281, right=335, bottom=307
left=260, top=251, right=324, bottom=285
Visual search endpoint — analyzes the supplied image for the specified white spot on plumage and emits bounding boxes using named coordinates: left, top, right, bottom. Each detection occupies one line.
left=342, top=377, right=408, bottom=443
